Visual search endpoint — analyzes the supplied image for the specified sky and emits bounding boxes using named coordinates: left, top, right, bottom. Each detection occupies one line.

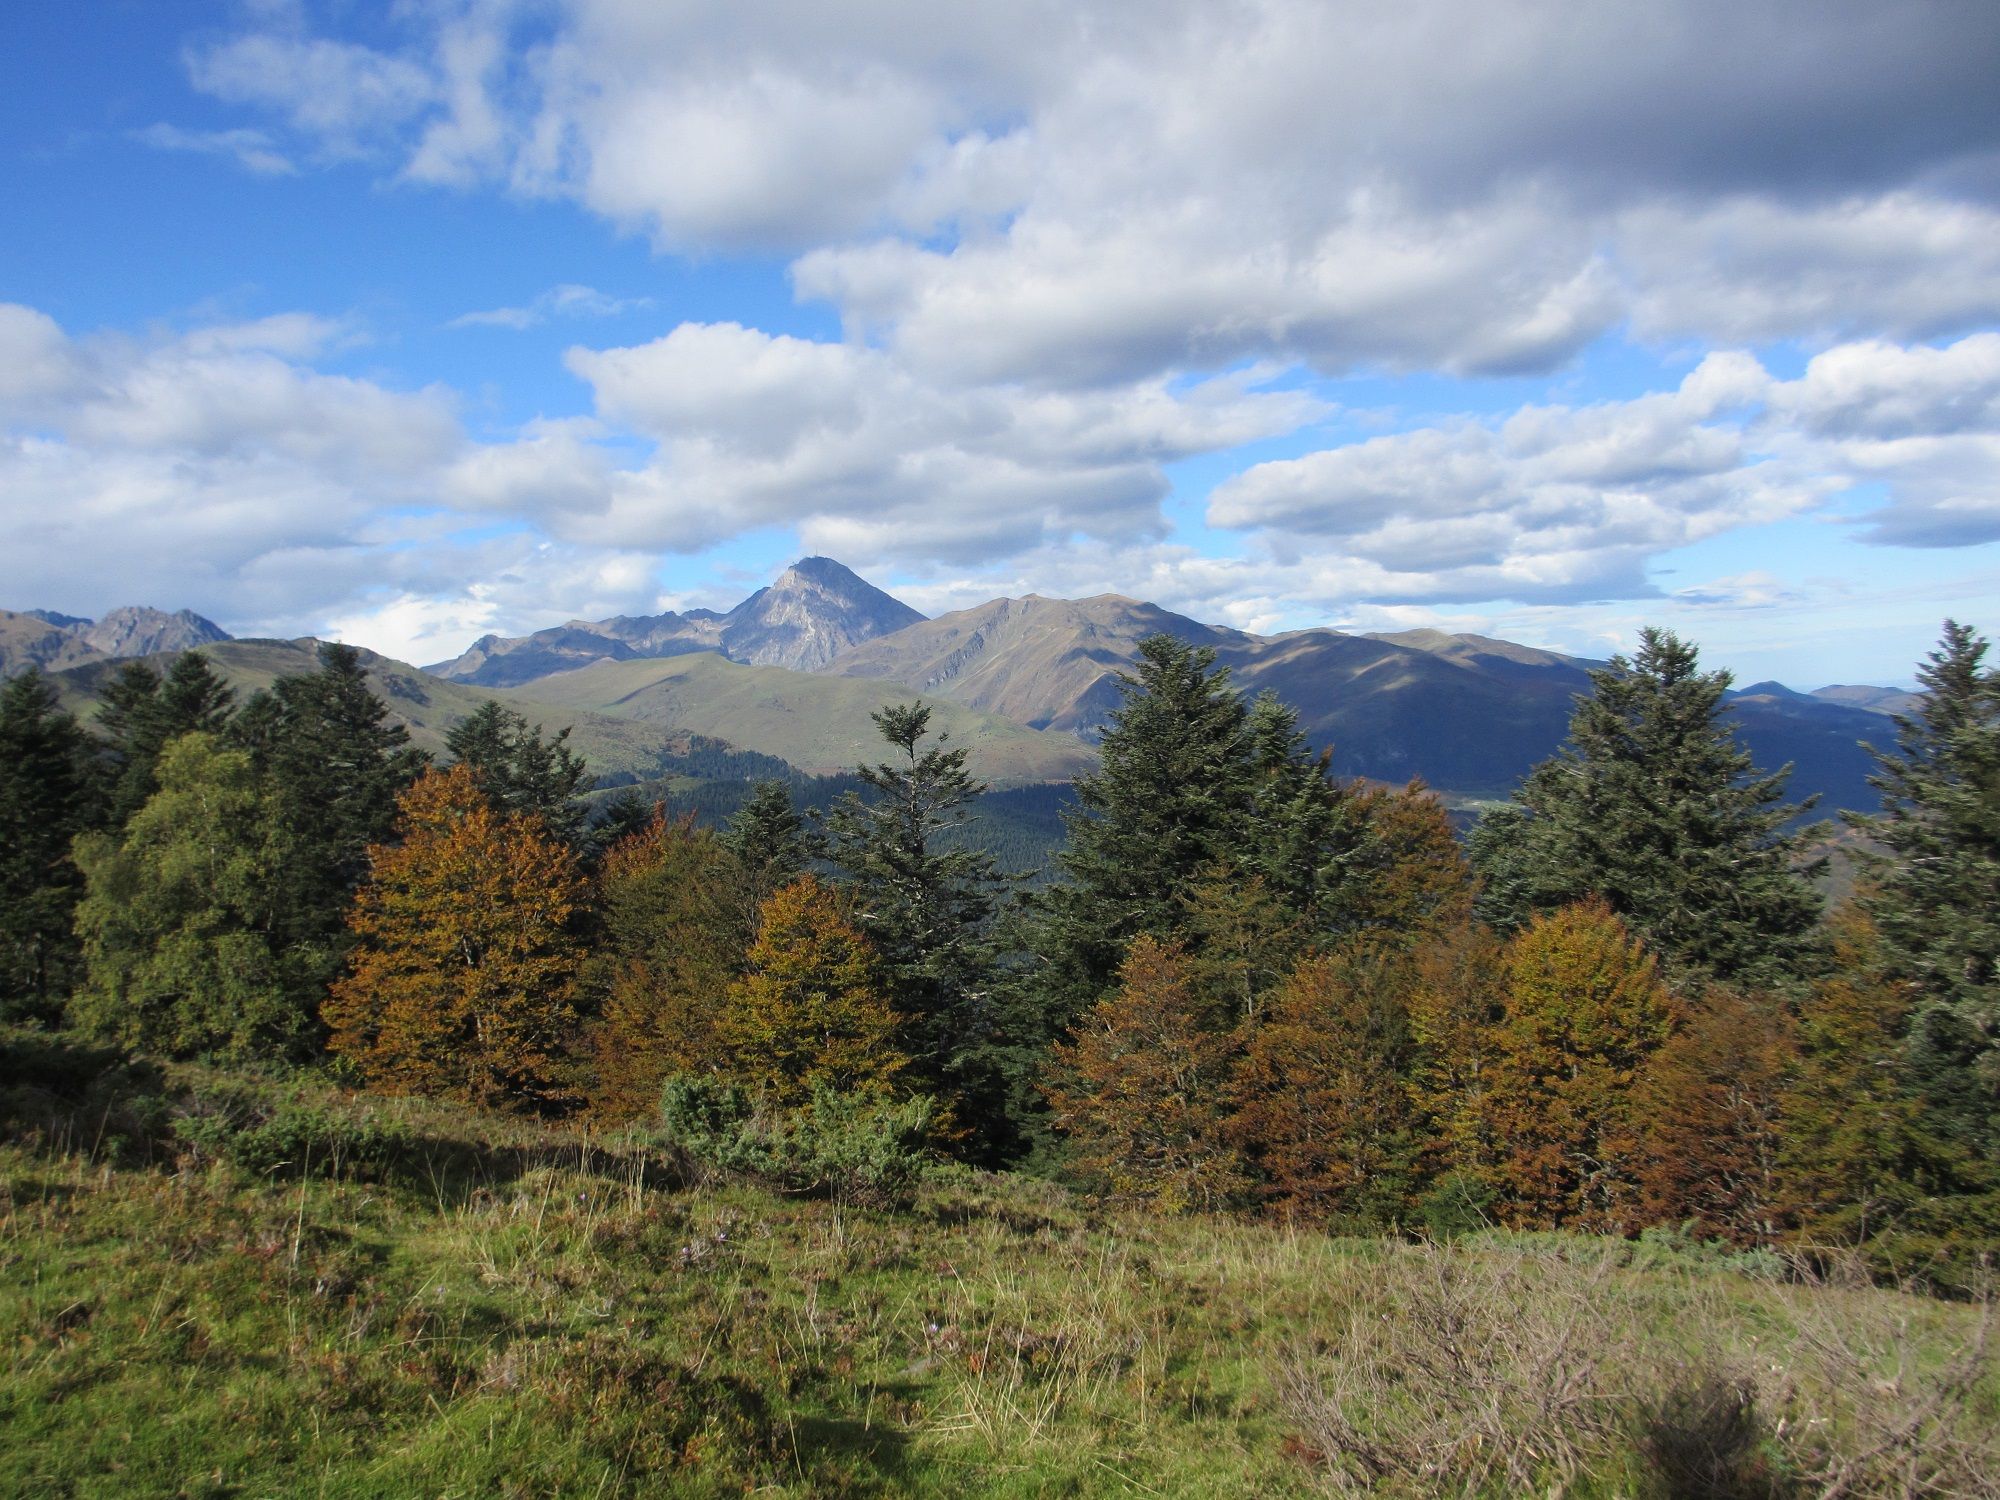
left=2, top=1, right=1998, bottom=687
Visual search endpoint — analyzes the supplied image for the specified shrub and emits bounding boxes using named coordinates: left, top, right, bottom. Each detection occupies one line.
left=656, top=1074, right=937, bottom=1208
left=171, top=1085, right=415, bottom=1181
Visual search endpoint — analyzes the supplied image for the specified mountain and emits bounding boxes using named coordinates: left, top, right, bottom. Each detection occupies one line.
left=830, top=592, right=1886, bottom=810
left=0, top=606, right=230, bottom=677
left=1812, top=684, right=1924, bottom=717
left=428, top=557, right=926, bottom=686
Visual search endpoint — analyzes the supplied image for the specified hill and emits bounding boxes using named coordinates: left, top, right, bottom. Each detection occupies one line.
left=496, top=651, right=1098, bottom=785
left=2, top=1042, right=1988, bottom=1497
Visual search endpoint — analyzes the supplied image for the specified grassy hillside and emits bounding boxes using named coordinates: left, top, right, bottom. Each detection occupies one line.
left=501, top=652, right=1098, bottom=786
left=3, top=1041, right=1993, bottom=1498
left=46, top=639, right=787, bottom=787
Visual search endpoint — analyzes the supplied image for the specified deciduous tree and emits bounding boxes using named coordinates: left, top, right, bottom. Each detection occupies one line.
left=325, top=765, right=585, bottom=1109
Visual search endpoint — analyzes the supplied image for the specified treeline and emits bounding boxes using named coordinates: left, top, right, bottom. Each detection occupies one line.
left=2, top=626, right=1995, bottom=1279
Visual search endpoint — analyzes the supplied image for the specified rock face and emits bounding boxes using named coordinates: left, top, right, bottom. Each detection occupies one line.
left=427, top=557, right=926, bottom=686
left=0, top=606, right=230, bottom=677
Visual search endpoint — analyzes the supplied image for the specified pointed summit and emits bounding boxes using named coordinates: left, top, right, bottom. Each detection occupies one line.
left=721, top=557, right=926, bottom=672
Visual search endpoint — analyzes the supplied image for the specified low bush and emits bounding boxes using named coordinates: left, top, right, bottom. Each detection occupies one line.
left=657, top=1074, right=937, bottom=1208
left=171, top=1084, right=415, bottom=1181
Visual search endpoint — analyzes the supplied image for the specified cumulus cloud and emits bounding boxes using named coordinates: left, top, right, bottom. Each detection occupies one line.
left=179, top=0, right=2000, bottom=379
left=552, top=321, right=1321, bottom=560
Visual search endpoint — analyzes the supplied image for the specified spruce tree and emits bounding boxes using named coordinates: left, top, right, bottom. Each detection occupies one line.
left=824, top=703, right=1008, bottom=1148
left=1850, top=620, right=2000, bottom=1150
left=1032, top=636, right=1253, bottom=1020
left=1470, top=627, right=1822, bottom=988
left=724, top=779, right=815, bottom=903
left=0, top=669, right=100, bottom=1018
left=445, top=700, right=590, bottom=843
left=98, top=652, right=236, bottom=825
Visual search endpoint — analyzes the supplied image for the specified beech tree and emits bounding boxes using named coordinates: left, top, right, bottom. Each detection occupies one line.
left=1043, top=936, right=1246, bottom=1213
left=715, top=877, right=905, bottom=1110
left=1472, top=628, right=1821, bottom=988
left=1480, top=898, right=1674, bottom=1231
left=587, top=813, right=752, bottom=1119
left=1632, top=986, right=1795, bottom=1246
left=1228, top=943, right=1418, bottom=1227
left=325, top=765, right=585, bottom=1109
left=72, top=734, right=311, bottom=1059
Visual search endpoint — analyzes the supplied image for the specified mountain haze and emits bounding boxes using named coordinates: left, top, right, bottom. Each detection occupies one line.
left=0, top=606, right=229, bottom=677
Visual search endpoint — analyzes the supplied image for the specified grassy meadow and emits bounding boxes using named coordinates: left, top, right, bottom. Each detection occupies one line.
left=2, top=1035, right=1993, bottom=1499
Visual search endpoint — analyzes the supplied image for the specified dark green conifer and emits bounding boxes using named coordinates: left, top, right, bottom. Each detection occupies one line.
left=724, top=778, right=815, bottom=903
left=0, top=669, right=100, bottom=1018
left=444, top=699, right=590, bottom=843
left=98, top=652, right=236, bottom=825
left=1470, top=627, right=1822, bottom=988
left=1850, top=620, right=2000, bottom=1150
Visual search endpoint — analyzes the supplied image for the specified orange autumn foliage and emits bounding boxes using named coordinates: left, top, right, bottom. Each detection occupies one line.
left=1228, top=942, right=1417, bottom=1225
left=324, top=764, right=584, bottom=1110
left=1043, top=936, right=1247, bottom=1213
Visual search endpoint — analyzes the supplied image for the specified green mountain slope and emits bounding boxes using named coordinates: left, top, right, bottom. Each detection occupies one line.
left=498, top=651, right=1097, bottom=785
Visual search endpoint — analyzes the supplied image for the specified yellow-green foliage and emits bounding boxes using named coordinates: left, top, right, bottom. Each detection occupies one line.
left=716, top=877, right=907, bottom=1110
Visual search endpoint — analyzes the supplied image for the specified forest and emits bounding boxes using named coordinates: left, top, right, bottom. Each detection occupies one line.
left=5, top=619, right=1996, bottom=1285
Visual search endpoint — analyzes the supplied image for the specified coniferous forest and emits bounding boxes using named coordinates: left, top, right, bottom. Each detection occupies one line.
left=3, top=625, right=1998, bottom=1494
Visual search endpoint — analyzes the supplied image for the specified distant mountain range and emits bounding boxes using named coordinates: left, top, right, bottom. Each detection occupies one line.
left=0, top=606, right=229, bottom=676
left=426, top=556, right=925, bottom=684
left=12, top=558, right=1923, bottom=813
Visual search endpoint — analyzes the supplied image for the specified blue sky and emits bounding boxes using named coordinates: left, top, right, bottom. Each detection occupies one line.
left=3, top=1, right=1998, bottom=686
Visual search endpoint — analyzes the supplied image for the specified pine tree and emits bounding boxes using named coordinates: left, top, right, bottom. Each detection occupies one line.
left=1228, top=943, right=1419, bottom=1227
left=1178, top=864, right=1305, bottom=1024
left=824, top=703, right=1008, bottom=1139
left=324, top=765, right=585, bottom=1109
left=97, top=652, right=237, bottom=826
left=1471, top=627, right=1822, bottom=988
left=445, top=700, right=590, bottom=844
left=586, top=813, right=753, bottom=1120
left=1042, top=936, right=1247, bottom=1212
left=71, top=734, right=313, bottom=1059
left=715, top=877, right=905, bottom=1111
left=1850, top=620, right=2000, bottom=1150
left=724, top=779, right=816, bottom=903
left=0, top=669, right=101, bottom=1018
left=1481, top=898, right=1675, bottom=1231
left=1032, top=636, right=1253, bottom=1020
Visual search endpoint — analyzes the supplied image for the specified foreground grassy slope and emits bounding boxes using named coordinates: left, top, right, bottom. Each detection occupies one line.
left=3, top=1044, right=1993, bottom=1498
left=499, top=652, right=1098, bottom=785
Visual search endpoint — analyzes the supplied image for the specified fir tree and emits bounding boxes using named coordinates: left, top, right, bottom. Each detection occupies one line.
left=71, top=734, right=313, bottom=1059
left=97, top=652, right=236, bottom=825
left=0, top=669, right=100, bottom=1018
left=1471, top=627, right=1822, bottom=988
left=445, top=700, right=590, bottom=843
left=1850, top=620, right=2000, bottom=1150
left=725, top=778, right=815, bottom=904
left=824, top=703, right=1007, bottom=1140
left=324, top=765, right=585, bottom=1110
left=1032, top=636, right=1253, bottom=1020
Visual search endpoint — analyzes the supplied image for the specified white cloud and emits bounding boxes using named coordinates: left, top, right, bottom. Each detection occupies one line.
left=448, top=283, right=654, bottom=330
left=132, top=123, right=297, bottom=177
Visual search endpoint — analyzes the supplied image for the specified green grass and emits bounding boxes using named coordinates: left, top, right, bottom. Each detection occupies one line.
left=2, top=1043, right=1993, bottom=1498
